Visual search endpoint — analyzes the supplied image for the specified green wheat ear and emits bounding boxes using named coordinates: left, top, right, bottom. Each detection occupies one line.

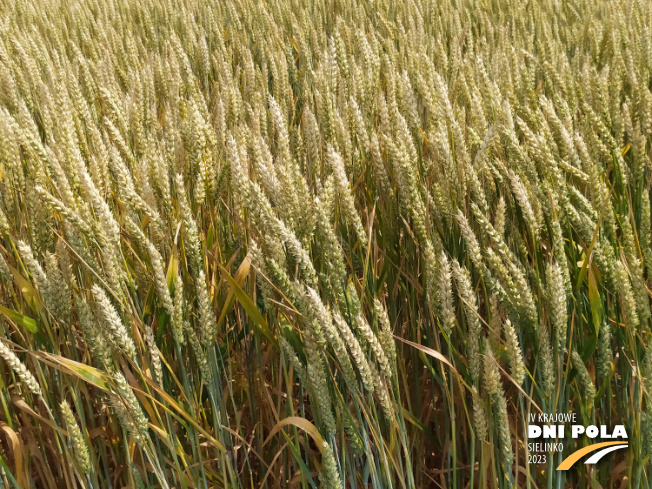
left=60, top=400, right=92, bottom=473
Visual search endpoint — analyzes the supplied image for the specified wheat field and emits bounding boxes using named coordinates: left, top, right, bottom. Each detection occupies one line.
left=0, top=0, right=650, bottom=487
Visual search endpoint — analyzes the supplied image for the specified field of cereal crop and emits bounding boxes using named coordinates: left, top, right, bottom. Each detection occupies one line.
left=0, top=0, right=651, bottom=487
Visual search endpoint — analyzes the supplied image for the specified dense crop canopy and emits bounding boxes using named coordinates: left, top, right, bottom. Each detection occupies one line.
left=0, top=0, right=651, bottom=487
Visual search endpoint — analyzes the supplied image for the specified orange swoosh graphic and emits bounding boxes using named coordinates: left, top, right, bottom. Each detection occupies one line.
left=556, top=441, right=628, bottom=470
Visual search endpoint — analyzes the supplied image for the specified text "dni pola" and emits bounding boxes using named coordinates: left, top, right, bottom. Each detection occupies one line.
left=528, top=424, right=628, bottom=439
